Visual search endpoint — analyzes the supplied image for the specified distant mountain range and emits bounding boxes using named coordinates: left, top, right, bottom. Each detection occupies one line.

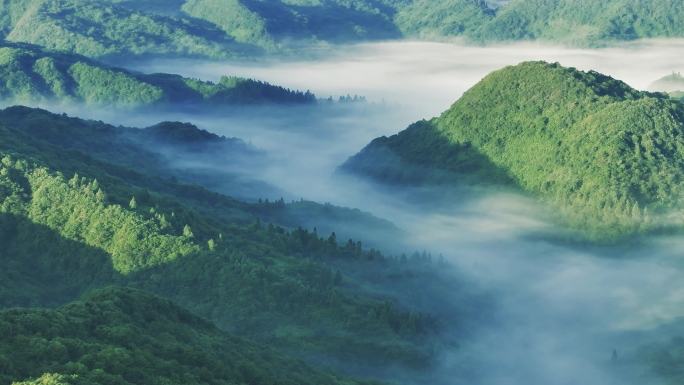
left=651, top=72, right=684, bottom=99
left=2, top=0, right=683, bottom=61
left=0, top=42, right=315, bottom=108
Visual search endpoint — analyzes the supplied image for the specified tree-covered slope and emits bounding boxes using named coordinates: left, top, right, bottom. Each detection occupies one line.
left=0, top=287, right=366, bottom=385
left=394, top=0, right=493, bottom=38
left=181, top=0, right=406, bottom=50
left=476, top=0, right=684, bottom=45
left=0, top=105, right=447, bottom=374
left=3, top=0, right=684, bottom=56
left=0, top=43, right=315, bottom=107
left=343, top=61, right=684, bottom=240
left=0, top=0, right=406, bottom=57
left=0, top=0, right=251, bottom=60
left=393, top=0, right=684, bottom=46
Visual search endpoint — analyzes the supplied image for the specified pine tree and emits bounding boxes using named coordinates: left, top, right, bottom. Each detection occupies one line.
left=183, top=224, right=194, bottom=238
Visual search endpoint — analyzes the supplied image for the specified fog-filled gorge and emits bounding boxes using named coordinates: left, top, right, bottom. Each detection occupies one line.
left=141, top=40, right=684, bottom=385
left=9, top=40, right=684, bottom=385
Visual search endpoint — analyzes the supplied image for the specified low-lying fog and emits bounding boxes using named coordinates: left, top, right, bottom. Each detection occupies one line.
left=33, top=40, right=684, bottom=384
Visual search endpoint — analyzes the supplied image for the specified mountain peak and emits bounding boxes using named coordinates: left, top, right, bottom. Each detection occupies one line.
left=345, top=62, right=684, bottom=240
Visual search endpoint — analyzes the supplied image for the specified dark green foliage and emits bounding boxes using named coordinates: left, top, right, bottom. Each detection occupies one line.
left=0, top=43, right=316, bottom=107
left=0, top=287, right=366, bottom=385
left=0, top=212, right=116, bottom=308
left=343, top=119, right=513, bottom=186
left=345, top=62, right=684, bottom=240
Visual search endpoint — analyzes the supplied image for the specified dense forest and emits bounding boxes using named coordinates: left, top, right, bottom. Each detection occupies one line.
left=1, top=0, right=683, bottom=61
left=343, top=62, right=684, bottom=240
left=0, top=42, right=315, bottom=108
left=4, top=1, right=684, bottom=383
left=0, top=105, right=464, bottom=383
left=0, top=287, right=373, bottom=385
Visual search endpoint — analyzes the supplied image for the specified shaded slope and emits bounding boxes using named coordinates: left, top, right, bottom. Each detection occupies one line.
left=344, top=61, right=684, bottom=239
left=0, top=43, right=315, bottom=108
left=181, top=0, right=405, bottom=50
left=0, top=0, right=251, bottom=60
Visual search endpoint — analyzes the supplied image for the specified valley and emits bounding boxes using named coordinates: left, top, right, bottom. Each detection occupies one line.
left=3, top=2, right=684, bottom=384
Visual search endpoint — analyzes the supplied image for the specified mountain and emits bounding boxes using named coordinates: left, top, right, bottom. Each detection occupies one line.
left=343, top=61, right=684, bottom=240
left=0, top=0, right=405, bottom=58
left=394, top=0, right=493, bottom=38
left=0, top=0, right=251, bottom=60
left=181, top=0, right=406, bottom=51
left=395, top=0, right=684, bottom=46
left=651, top=72, right=684, bottom=99
left=0, top=42, right=315, bottom=108
left=0, top=105, right=455, bottom=377
left=0, top=287, right=367, bottom=385
left=3, top=0, right=684, bottom=59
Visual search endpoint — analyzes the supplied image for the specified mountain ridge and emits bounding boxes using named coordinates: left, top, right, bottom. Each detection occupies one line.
left=343, top=61, right=684, bottom=240
left=0, top=42, right=315, bottom=108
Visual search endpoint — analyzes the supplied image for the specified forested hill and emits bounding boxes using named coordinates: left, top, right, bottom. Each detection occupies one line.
left=473, top=0, right=684, bottom=45
left=2, top=0, right=684, bottom=60
left=0, top=287, right=370, bottom=385
left=0, top=0, right=252, bottom=59
left=395, top=0, right=684, bottom=45
left=343, top=61, right=684, bottom=240
left=0, top=105, right=457, bottom=379
left=0, top=43, right=315, bottom=108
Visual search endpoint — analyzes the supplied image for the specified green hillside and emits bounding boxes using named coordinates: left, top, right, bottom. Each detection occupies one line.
left=343, top=61, right=684, bottom=240
left=3, top=0, right=684, bottom=57
left=394, top=0, right=493, bottom=38
left=394, top=0, right=684, bottom=46
left=476, top=0, right=684, bottom=45
left=0, top=42, right=315, bottom=107
left=178, top=0, right=684, bottom=47
left=0, top=287, right=366, bottom=385
left=0, top=0, right=250, bottom=59
left=0, top=105, right=447, bottom=375
left=181, top=0, right=405, bottom=50
left=0, top=0, right=406, bottom=57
